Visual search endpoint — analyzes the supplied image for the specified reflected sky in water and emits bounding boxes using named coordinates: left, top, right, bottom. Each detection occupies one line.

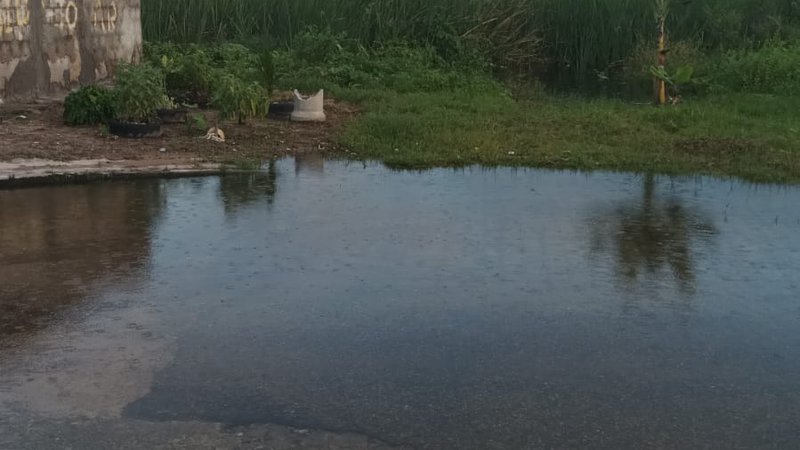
left=2, top=159, right=800, bottom=449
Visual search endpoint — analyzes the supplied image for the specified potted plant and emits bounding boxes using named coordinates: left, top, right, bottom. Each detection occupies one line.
left=211, top=73, right=270, bottom=125
left=109, top=63, right=172, bottom=138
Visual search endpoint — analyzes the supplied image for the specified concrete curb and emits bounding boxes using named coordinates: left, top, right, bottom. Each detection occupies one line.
left=0, top=159, right=224, bottom=189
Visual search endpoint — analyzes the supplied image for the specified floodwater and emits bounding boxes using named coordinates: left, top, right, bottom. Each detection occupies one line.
left=2, top=156, right=800, bottom=449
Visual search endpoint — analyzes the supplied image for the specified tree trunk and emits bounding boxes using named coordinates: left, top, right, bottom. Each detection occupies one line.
left=655, top=17, right=668, bottom=106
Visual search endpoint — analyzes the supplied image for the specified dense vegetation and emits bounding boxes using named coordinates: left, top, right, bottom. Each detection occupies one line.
left=142, top=0, right=800, bottom=88
left=64, top=64, right=172, bottom=125
left=131, top=0, right=800, bottom=182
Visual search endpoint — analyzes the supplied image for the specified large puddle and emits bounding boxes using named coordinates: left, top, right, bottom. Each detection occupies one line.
left=2, top=156, right=800, bottom=449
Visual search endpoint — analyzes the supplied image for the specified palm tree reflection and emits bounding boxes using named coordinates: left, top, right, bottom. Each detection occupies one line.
left=589, top=175, right=717, bottom=295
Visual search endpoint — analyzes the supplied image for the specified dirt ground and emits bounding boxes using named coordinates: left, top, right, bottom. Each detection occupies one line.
left=0, top=97, right=357, bottom=165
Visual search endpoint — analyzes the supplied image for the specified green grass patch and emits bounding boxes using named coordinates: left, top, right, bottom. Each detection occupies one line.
left=266, top=31, right=800, bottom=184
left=138, top=28, right=800, bottom=184
left=338, top=90, right=800, bottom=183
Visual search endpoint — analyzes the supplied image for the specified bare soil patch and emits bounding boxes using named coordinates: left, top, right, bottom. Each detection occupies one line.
left=0, top=97, right=357, bottom=165
left=672, top=137, right=766, bottom=155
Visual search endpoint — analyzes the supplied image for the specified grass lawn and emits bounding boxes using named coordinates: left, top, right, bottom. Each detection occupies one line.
left=336, top=89, right=800, bottom=184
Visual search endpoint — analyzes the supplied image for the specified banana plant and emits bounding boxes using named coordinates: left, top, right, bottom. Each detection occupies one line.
left=653, top=0, right=696, bottom=105
left=650, top=65, right=694, bottom=103
left=654, top=0, right=670, bottom=105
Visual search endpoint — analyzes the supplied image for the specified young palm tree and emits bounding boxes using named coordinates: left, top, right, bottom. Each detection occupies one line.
left=654, top=0, right=670, bottom=105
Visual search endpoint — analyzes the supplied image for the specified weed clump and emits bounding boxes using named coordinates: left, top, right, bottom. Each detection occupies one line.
left=64, top=86, right=116, bottom=126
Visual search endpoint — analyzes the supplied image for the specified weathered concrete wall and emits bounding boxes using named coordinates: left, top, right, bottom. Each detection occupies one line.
left=0, top=0, right=141, bottom=100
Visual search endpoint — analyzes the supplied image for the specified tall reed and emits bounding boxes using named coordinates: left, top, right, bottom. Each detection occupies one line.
left=141, top=0, right=800, bottom=86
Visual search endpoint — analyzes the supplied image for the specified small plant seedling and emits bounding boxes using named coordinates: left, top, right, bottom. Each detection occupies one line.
left=188, top=113, right=208, bottom=134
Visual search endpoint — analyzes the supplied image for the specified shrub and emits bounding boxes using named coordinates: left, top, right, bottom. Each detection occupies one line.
left=207, top=43, right=263, bottom=80
left=114, top=63, right=172, bottom=122
left=624, top=40, right=708, bottom=95
left=212, top=73, right=270, bottom=124
left=63, top=85, right=116, bottom=126
left=712, top=40, right=800, bottom=95
left=292, top=27, right=350, bottom=64
left=145, top=42, right=273, bottom=106
left=149, top=43, right=216, bottom=105
left=274, top=28, right=498, bottom=94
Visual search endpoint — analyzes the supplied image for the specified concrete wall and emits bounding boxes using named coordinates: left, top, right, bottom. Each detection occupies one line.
left=0, top=0, right=141, bottom=100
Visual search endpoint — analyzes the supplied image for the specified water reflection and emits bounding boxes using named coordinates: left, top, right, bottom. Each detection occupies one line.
left=294, top=153, right=325, bottom=176
left=3, top=163, right=800, bottom=449
left=218, top=160, right=278, bottom=213
left=0, top=182, right=163, bottom=344
left=588, top=175, right=717, bottom=295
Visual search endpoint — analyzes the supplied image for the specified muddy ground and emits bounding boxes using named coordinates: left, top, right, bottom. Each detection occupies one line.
left=0, top=97, right=357, bottom=166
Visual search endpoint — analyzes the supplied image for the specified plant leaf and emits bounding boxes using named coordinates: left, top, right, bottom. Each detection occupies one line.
left=673, top=65, right=695, bottom=84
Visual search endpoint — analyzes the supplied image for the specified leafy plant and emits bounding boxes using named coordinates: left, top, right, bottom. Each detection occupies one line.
left=625, top=39, right=705, bottom=86
left=114, top=63, right=172, bottom=123
left=211, top=73, right=270, bottom=124
left=650, top=64, right=695, bottom=101
left=712, top=39, right=800, bottom=94
left=207, top=43, right=263, bottom=81
left=188, top=113, right=208, bottom=133
left=653, top=0, right=672, bottom=105
left=145, top=42, right=275, bottom=106
left=63, top=85, right=116, bottom=126
left=151, top=43, right=215, bottom=105
left=257, top=49, right=275, bottom=94
left=272, top=29, right=497, bottom=94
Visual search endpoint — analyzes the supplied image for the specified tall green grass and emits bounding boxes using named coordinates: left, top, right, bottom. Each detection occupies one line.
left=141, top=0, right=800, bottom=86
left=714, top=40, right=800, bottom=95
left=141, top=0, right=540, bottom=71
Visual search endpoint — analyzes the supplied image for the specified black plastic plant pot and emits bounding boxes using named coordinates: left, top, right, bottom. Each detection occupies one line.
left=268, top=101, right=294, bottom=119
left=157, top=108, right=188, bottom=124
left=108, top=119, right=162, bottom=138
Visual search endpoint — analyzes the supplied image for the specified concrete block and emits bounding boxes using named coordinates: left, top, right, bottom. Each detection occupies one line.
left=291, top=89, right=326, bottom=122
